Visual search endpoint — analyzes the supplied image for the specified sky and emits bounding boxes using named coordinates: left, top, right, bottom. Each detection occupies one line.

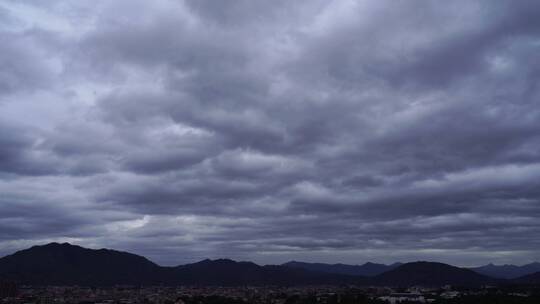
left=1, top=0, right=540, bottom=267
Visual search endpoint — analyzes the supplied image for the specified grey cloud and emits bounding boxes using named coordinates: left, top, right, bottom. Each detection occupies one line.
left=0, top=123, right=58, bottom=176
left=1, top=0, right=539, bottom=266
left=0, top=31, right=52, bottom=97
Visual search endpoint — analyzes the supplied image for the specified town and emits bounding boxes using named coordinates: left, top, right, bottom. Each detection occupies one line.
left=2, top=284, right=540, bottom=304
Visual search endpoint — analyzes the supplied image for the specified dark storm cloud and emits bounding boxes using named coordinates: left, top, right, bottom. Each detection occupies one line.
left=1, top=0, right=540, bottom=266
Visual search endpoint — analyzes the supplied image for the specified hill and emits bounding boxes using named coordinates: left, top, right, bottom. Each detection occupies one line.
left=470, top=262, right=540, bottom=279
left=0, top=243, right=163, bottom=285
left=283, top=261, right=401, bottom=276
left=173, top=259, right=368, bottom=285
left=514, top=271, right=540, bottom=284
left=373, top=261, right=496, bottom=287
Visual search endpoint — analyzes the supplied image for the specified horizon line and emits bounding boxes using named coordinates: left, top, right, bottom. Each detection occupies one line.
left=5, top=242, right=539, bottom=269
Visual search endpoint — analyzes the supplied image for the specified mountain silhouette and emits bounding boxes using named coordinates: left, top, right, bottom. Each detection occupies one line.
left=470, top=262, right=540, bottom=279
left=282, top=261, right=402, bottom=276
left=172, top=259, right=368, bottom=285
left=514, top=271, right=540, bottom=284
left=372, top=261, right=497, bottom=287
left=0, top=243, right=163, bottom=285
left=2, top=243, right=535, bottom=287
left=0, top=243, right=366, bottom=286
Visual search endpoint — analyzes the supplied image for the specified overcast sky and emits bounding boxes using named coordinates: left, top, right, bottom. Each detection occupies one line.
left=1, top=0, right=540, bottom=267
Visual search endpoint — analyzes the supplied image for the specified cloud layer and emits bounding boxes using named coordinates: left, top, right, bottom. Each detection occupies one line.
left=1, top=0, right=540, bottom=266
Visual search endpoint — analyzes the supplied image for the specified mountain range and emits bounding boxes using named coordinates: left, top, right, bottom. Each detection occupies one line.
left=0, top=243, right=365, bottom=286
left=282, top=261, right=402, bottom=276
left=469, top=262, right=540, bottom=279
left=0, top=243, right=539, bottom=287
left=372, top=261, right=496, bottom=287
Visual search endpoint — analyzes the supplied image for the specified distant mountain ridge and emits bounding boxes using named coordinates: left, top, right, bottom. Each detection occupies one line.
left=372, top=261, right=497, bottom=287
left=0, top=243, right=366, bottom=286
left=515, top=271, right=540, bottom=284
left=469, top=262, right=540, bottom=279
left=282, top=261, right=402, bottom=276
left=175, top=258, right=368, bottom=286
left=0, top=243, right=538, bottom=286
